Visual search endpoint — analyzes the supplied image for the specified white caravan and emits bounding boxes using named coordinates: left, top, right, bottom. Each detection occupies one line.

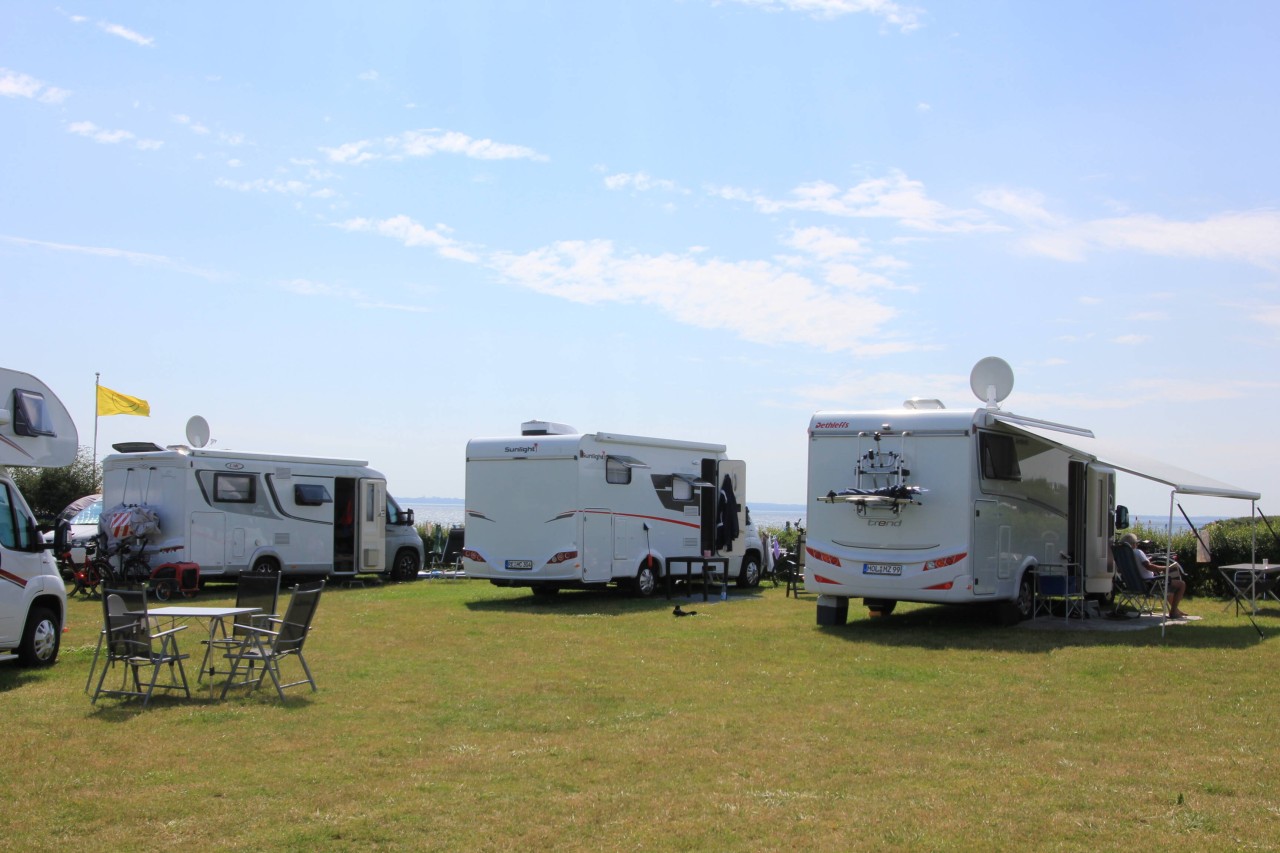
left=0, top=368, right=73, bottom=666
left=805, top=358, right=1261, bottom=626
left=100, top=444, right=423, bottom=581
left=463, top=421, right=763, bottom=596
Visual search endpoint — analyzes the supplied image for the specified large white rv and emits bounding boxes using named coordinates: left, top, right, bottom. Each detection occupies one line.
left=804, top=358, right=1260, bottom=626
left=0, top=368, right=73, bottom=666
left=101, top=445, right=423, bottom=581
left=463, top=421, right=763, bottom=596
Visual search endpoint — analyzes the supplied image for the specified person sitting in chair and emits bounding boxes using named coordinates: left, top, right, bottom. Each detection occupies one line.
left=1121, top=532, right=1190, bottom=618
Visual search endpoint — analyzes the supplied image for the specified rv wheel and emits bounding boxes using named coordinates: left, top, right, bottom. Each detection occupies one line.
left=251, top=557, right=280, bottom=575
left=634, top=563, right=658, bottom=598
left=737, top=556, right=761, bottom=588
left=17, top=607, right=60, bottom=667
left=392, top=550, right=420, bottom=582
left=997, top=574, right=1036, bottom=625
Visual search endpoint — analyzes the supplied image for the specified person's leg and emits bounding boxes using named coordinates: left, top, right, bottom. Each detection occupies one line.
left=1169, top=578, right=1187, bottom=616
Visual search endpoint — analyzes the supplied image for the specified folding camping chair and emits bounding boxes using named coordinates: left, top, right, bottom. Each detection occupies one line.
left=220, top=581, right=324, bottom=701
left=202, top=572, right=281, bottom=683
left=1111, top=542, right=1165, bottom=617
left=90, top=588, right=191, bottom=707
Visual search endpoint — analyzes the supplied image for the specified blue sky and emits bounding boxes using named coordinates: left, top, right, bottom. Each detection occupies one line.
left=3, top=1, right=1277, bottom=515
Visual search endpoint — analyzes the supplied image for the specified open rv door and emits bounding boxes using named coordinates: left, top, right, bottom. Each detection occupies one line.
left=357, top=478, right=387, bottom=571
left=717, top=459, right=747, bottom=557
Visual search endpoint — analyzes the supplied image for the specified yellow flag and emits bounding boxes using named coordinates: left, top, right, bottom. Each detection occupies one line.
left=97, top=384, right=150, bottom=417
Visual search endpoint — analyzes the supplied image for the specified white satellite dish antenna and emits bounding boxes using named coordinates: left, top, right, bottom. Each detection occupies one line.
left=969, top=357, right=1014, bottom=408
left=185, top=415, right=211, bottom=448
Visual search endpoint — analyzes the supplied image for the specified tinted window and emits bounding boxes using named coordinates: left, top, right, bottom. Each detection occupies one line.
left=215, top=473, right=256, bottom=503
left=294, top=484, right=332, bottom=506
left=12, top=388, right=55, bottom=437
left=979, top=433, right=1021, bottom=481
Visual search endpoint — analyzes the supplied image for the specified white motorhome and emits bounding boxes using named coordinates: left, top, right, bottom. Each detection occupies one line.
left=101, top=444, right=423, bottom=581
left=0, top=368, right=73, bottom=666
left=463, top=421, right=763, bottom=596
left=804, top=358, right=1260, bottom=626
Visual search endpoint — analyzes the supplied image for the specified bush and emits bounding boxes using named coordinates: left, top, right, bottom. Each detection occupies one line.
left=7, top=445, right=99, bottom=527
left=1126, top=516, right=1280, bottom=598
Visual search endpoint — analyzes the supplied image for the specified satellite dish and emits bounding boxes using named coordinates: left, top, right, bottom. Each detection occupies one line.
left=185, top=415, right=211, bottom=448
left=970, top=357, right=1014, bottom=408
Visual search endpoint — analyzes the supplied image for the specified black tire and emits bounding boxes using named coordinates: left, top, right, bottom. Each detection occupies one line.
left=17, top=606, right=60, bottom=667
left=997, top=573, right=1035, bottom=625
left=251, top=557, right=280, bottom=575
left=737, top=555, right=762, bottom=588
left=867, top=600, right=897, bottom=616
left=392, top=550, right=420, bottom=582
left=634, top=561, right=659, bottom=598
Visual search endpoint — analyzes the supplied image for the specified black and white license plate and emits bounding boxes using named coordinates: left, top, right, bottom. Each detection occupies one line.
left=863, top=563, right=903, bottom=576
left=505, top=559, right=534, bottom=570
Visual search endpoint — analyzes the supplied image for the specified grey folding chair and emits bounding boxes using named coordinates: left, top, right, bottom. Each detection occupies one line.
left=203, top=572, right=281, bottom=682
left=1111, top=543, right=1164, bottom=616
left=91, top=588, right=191, bottom=707
left=220, top=581, right=324, bottom=701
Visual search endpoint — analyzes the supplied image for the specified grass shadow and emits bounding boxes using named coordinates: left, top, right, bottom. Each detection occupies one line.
left=465, top=582, right=767, bottom=617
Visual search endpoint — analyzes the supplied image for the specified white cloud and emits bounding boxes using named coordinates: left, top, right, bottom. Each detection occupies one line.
left=603, top=172, right=688, bottom=194
left=67, top=120, right=161, bottom=150
left=782, top=226, right=868, bottom=259
left=216, top=177, right=312, bottom=195
left=357, top=70, right=379, bottom=82
left=1112, top=334, right=1149, bottom=345
left=322, top=129, right=547, bottom=165
left=0, top=234, right=217, bottom=279
left=715, top=170, right=1002, bottom=233
left=1022, top=210, right=1280, bottom=269
left=98, top=21, right=154, bottom=47
left=488, top=239, right=914, bottom=354
left=977, top=187, right=1059, bottom=225
left=173, top=114, right=210, bottom=135
left=725, top=0, right=924, bottom=32
left=0, top=68, right=70, bottom=103
left=335, top=215, right=479, bottom=263
left=280, top=278, right=433, bottom=314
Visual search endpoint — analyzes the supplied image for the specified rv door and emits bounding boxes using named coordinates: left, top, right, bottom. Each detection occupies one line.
left=357, top=478, right=387, bottom=571
left=582, top=510, right=612, bottom=583
left=716, top=460, right=747, bottom=556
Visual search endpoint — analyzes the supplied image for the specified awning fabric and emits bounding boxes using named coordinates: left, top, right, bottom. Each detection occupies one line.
left=990, top=414, right=1261, bottom=502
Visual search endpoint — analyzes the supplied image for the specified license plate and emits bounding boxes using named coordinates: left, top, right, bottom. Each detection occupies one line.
left=863, top=563, right=903, bottom=576
left=505, top=559, right=534, bottom=570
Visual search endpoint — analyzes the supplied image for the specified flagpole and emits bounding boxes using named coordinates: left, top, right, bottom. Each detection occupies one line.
left=93, top=372, right=100, bottom=489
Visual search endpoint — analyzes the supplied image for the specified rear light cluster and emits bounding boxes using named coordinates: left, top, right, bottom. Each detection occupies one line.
left=806, top=546, right=841, bottom=567
left=923, top=552, right=966, bottom=571
left=460, top=549, right=485, bottom=564
left=546, top=550, right=578, bottom=565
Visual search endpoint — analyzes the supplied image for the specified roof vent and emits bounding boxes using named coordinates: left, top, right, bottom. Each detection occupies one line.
left=903, top=398, right=945, bottom=410
left=521, top=420, right=578, bottom=436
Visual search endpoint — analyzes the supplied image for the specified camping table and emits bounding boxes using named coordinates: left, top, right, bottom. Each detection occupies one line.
left=147, top=605, right=262, bottom=697
left=1219, top=564, right=1280, bottom=616
left=664, top=556, right=729, bottom=601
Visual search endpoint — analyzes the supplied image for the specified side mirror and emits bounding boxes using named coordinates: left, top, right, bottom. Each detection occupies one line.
left=402, top=508, right=414, bottom=526
left=1114, top=505, right=1130, bottom=531
left=53, top=518, right=70, bottom=553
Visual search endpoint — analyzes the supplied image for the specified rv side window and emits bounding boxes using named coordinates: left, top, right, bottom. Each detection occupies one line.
left=605, top=457, right=631, bottom=485
left=12, top=388, right=55, bottom=437
left=294, top=484, right=332, bottom=506
left=979, top=433, right=1021, bottom=481
left=672, top=477, right=693, bottom=502
left=214, top=473, right=256, bottom=503
left=0, top=483, right=19, bottom=548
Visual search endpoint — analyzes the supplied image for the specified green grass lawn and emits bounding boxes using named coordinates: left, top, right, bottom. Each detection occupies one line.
left=4, top=579, right=1279, bottom=851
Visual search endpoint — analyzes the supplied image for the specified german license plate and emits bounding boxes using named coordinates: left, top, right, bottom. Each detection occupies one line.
left=506, top=559, right=534, bottom=570
left=863, top=563, right=903, bottom=576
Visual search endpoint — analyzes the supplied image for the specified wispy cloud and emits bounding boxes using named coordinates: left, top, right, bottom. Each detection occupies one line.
left=712, top=170, right=1001, bottom=233
left=724, top=0, right=925, bottom=32
left=335, top=215, right=480, bottom=263
left=0, top=234, right=217, bottom=279
left=216, top=177, right=314, bottom=195
left=98, top=21, right=154, bottom=47
left=67, top=120, right=162, bottom=150
left=0, top=68, right=70, bottom=104
left=488, top=238, right=914, bottom=355
left=603, top=171, right=689, bottom=194
left=1020, top=210, right=1280, bottom=269
left=279, top=278, right=432, bottom=314
left=321, top=129, right=547, bottom=165
left=173, top=114, right=210, bottom=135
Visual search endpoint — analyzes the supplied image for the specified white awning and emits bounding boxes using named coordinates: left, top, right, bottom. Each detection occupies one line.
left=989, top=414, right=1261, bottom=502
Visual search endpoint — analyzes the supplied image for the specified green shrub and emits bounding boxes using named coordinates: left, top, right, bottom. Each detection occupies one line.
left=1127, top=516, right=1279, bottom=598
